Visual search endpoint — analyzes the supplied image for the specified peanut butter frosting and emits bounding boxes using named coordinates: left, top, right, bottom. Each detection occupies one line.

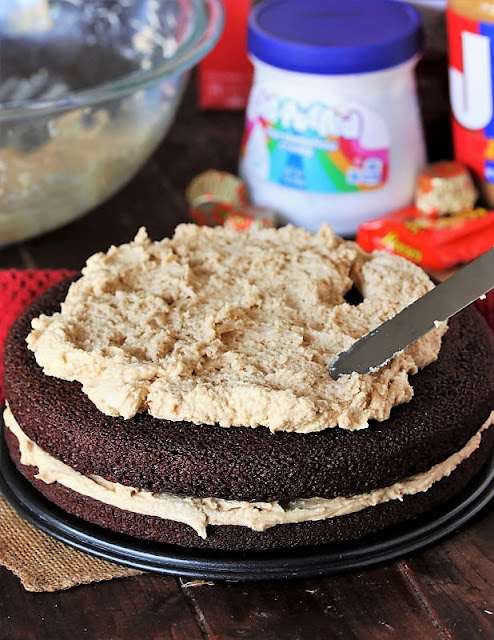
left=27, top=224, right=447, bottom=432
left=5, top=406, right=492, bottom=538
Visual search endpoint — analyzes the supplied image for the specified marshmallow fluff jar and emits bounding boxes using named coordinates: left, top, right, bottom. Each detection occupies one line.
left=240, top=0, right=426, bottom=236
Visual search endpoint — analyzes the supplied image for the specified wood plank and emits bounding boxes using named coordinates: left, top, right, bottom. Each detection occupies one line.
left=153, top=107, right=245, bottom=190
left=0, top=568, right=204, bottom=640
left=0, top=244, right=28, bottom=269
left=182, top=565, right=444, bottom=640
left=400, top=506, right=494, bottom=639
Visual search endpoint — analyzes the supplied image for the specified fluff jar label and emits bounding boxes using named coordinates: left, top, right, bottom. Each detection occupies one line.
left=241, top=88, right=390, bottom=194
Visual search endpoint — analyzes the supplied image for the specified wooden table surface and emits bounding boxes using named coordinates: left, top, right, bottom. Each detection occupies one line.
left=0, top=81, right=493, bottom=640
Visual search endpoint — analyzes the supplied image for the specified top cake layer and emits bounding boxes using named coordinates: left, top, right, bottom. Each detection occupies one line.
left=26, top=224, right=446, bottom=432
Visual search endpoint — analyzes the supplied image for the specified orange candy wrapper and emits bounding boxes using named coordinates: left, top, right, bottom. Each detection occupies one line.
left=357, top=206, right=494, bottom=271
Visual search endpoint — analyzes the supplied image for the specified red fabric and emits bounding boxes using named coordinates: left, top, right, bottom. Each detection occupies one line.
left=0, top=270, right=76, bottom=404
left=0, top=269, right=493, bottom=406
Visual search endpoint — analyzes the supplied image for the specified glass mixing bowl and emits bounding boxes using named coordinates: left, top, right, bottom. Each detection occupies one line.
left=0, top=0, right=223, bottom=246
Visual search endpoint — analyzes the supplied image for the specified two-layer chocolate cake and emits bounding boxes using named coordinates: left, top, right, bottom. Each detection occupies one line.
left=3, top=224, right=493, bottom=550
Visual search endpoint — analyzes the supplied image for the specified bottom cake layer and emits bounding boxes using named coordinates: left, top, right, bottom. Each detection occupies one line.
left=4, top=410, right=494, bottom=551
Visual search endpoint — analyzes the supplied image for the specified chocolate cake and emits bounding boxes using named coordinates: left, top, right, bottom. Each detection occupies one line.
left=2, top=225, right=494, bottom=551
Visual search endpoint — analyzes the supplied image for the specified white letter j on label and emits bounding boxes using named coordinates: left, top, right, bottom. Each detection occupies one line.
left=450, top=31, right=493, bottom=130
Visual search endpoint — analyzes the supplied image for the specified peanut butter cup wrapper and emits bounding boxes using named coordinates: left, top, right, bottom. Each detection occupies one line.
left=415, top=161, right=478, bottom=217
left=223, top=206, right=276, bottom=231
left=186, top=171, right=248, bottom=226
left=186, top=170, right=276, bottom=229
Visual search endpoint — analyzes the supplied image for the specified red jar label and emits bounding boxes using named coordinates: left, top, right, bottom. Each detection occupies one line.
left=447, top=8, right=494, bottom=183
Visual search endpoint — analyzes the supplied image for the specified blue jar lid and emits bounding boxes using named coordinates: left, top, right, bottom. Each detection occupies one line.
left=248, top=0, right=423, bottom=75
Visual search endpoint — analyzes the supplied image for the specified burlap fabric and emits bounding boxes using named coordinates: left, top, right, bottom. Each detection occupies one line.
left=0, top=494, right=142, bottom=591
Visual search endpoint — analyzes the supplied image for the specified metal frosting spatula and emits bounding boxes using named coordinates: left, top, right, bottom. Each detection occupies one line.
left=329, top=247, right=494, bottom=380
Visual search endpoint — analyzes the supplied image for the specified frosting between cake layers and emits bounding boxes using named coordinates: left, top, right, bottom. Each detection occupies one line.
left=5, top=406, right=492, bottom=539
left=26, top=224, right=447, bottom=432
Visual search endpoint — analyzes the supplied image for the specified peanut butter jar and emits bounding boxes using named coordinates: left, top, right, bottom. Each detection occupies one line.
left=448, top=0, right=494, bottom=207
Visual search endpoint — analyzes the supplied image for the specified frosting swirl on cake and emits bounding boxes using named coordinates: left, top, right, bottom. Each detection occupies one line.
left=27, top=224, right=447, bottom=431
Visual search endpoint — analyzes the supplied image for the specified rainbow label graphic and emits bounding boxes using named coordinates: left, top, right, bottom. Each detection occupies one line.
left=242, top=88, right=390, bottom=194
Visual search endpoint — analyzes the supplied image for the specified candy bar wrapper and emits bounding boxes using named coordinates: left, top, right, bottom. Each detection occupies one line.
left=415, top=161, right=477, bottom=217
left=357, top=206, right=494, bottom=271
